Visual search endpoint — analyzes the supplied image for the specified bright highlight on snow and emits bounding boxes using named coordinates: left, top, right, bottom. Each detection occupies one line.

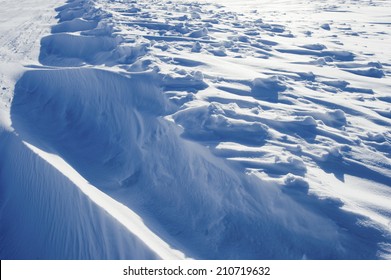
left=0, top=0, right=390, bottom=259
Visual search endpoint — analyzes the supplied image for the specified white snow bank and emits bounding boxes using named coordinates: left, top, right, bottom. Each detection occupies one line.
left=2, top=0, right=391, bottom=260
left=0, top=131, right=163, bottom=259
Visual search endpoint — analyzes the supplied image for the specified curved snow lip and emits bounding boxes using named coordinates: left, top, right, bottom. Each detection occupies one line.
left=24, top=141, right=187, bottom=260
left=11, top=68, right=166, bottom=189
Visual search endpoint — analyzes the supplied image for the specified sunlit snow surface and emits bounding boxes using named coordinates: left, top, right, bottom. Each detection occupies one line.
left=0, top=0, right=390, bottom=259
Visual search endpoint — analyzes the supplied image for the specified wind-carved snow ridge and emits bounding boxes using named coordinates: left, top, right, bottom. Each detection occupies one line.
left=1, top=0, right=391, bottom=259
left=1, top=0, right=184, bottom=260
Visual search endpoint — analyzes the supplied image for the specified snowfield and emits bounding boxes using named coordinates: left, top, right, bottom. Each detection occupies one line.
left=0, top=0, right=390, bottom=259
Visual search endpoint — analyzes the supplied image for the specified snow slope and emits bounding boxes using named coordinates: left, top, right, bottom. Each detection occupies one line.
left=0, top=0, right=184, bottom=260
left=1, top=0, right=391, bottom=259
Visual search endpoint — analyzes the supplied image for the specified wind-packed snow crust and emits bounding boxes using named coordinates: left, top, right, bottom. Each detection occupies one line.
left=1, top=0, right=390, bottom=259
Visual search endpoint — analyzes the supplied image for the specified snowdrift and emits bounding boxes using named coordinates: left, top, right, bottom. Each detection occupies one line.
left=1, top=0, right=391, bottom=259
left=8, top=67, right=350, bottom=259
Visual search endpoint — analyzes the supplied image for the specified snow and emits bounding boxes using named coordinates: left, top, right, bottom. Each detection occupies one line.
left=1, top=0, right=390, bottom=259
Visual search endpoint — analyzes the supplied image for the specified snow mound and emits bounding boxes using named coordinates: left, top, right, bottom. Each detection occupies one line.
left=1, top=0, right=391, bottom=260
